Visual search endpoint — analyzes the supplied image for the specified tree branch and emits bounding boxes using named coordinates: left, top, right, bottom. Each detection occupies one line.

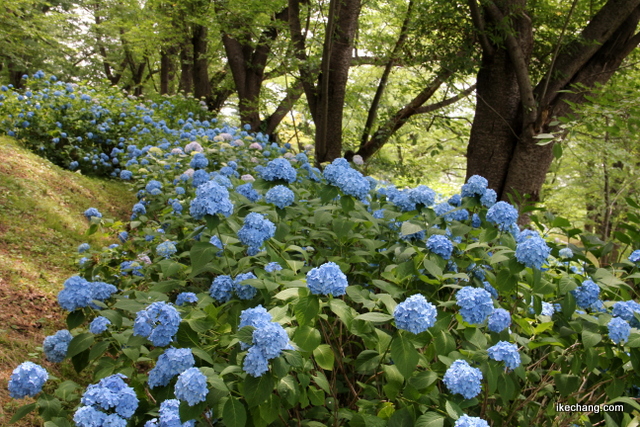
left=414, top=83, right=477, bottom=114
left=467, top=0, right=493, bottom=55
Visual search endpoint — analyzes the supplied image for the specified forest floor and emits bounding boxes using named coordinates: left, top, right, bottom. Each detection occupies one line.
left=0, top=136, right=135, bottom=425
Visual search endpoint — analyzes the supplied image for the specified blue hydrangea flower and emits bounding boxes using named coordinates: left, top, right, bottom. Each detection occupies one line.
left=487, top=341, right=521, bottom=370
left=78, top=243, right=90, bottom=253
left=156, top=241, right=178, bottom=259
left=456, top=287, right=494, bottom=325
left=394, top=294, right=437, bottom=334
left=90, top=316, right=111, bottom=334
left=486, top=201, right=518, bottom=231
left=559, top=248, right=573, bottom=258
left=237, top=212, right=276, bottom=251
left=209, top=235, right=224, bottom=250
left=239, top=305, right=273, bottom=329
left=252, top=322, right=291, bottom=359
left=234, top=272, right=258, bottom=300
left=471, top=213, right=481, bottom=228
left=629, top=250, right=640, bottom=263
left=487, top=308, right=511, bottom=333
left=571, top=279, right=600, bottom=309
left=190, top=153, right=208, bottom=169
left=120, top=260, right=144, bottom=276
left=120, top=170, right=132, bottom=180
left=258, top=158, right=297, bottom=183
left=176, top=292, right=198, bottom=306
left=8, top=362, right=48, bottom=399
left=236, top=183, right=262, bottom=202
left=146, top=180, right=163, bottom=196
left=541, top=301, right=555, bottom=316
left=306, top=262, right=348, bottom=296
left=608, top=317, right=631, bottom=345
left=84, top=207, right=102, bottom=220
left=426, top=235, right=454, bottom=260
left=461, top=175, right=488, bottom=198
left=443, top=359, right=483, bottom=399
left=58, top=275, right=93, bottom=311
left=264, top=262, right=282, bottom=273
left=189, top=181, right=234, bottom=219
left=146, top=399, right=196, bottom=427
left=118, top=231, right=129, bottom=243
left=132, top=203, right=146, bottom=217
left=480, top=189, right=497, bottom=207
left=515, top=235, right=551, bottom=270
left=454, top=415, right=490, bottom=427
left=133, top=302, right=181, bottom=347
left=148, top=347, right=195, bottom=388
left=483, top=281, right=498, bottom=299
left=448, top=194, right=462, bottom=207
left=612, top=300, right=640, bottom=327
left=243, top=345, right=270, bottom=377
left=266, top=185, right=295, bottom=209
left=332, top=167, right=371, bottom=201
left=210, top=275, right=235, bottom=303
left=77, top=374, right=138, bottom=423
left=174, top=367, right=208, bottom=406
left=192, top=169, right=209, bottom=187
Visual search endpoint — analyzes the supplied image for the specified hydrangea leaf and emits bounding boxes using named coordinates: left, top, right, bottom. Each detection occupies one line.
left=312, top=344, right=335, bottom=371
left=244, top=373, right=275, bottom=408
left=390, top=335, right=419, bottom=379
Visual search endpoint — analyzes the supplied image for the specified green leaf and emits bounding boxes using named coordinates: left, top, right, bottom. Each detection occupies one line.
left=189, top=242, right=217, bottom=277
left=581, top=330, right=602, bottom=348
left=626, top=333, right=640, bottom=348
left=293, top=325, right=322, bottom=352
left=66, top=333, right=94, bottom=358
left=445, top=400, right=463, bottom=419
left=388, top=407, right=414, bottom=427
left=223, top=398, right=247, bottom=427
left=179, top=400, right=206, bottom=423
left=401, top=221, right=424, bottom=236
left=295, top=295, right=319, bottom=327
left=422, top=257, right=443, bottom=277
left=354, top=312, right=393, bottom=323
left=390, top=335, right=419, bottom=379
left=66, top=310, right=85, bottom=329
left=277, top=375, right=300, bottom=407
left=350, top=413, right=387, bottom=427
left=10, top=403, right=37, bottom=423
left=408, top=371, right=438, bottom=391
left=244, top=373, right=275, bottom=408
left=415, top=412, right=445, bottom=427
left=554, top=374, right=580, bottom=397
left=552, top=142, right=563, bottom=159
left=340, top=195, right=355, bottom=213
left=313, top=344, right=335, bottom=370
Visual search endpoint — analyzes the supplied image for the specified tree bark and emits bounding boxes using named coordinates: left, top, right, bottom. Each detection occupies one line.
left=179, top=39, right=194, bottom=95
left=466, top=0, right=640, bottom=204
left=192, top=24, right=211, bottom=101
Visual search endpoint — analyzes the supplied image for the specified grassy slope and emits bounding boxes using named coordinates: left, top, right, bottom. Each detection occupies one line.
left=0, top=136, right=135, bottom=425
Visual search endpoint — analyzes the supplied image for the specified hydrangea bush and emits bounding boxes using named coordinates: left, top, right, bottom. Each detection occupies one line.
left=5, top=73, right=640, bottom=427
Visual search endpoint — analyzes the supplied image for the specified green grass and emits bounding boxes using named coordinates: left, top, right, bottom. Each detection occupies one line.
left=0, top=136, right=135, bottom=425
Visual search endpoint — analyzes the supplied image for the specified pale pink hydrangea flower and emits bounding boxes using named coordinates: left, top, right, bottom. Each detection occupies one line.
left=284, top=152, right=294, bottom=159
left=353, top=155, right=364, bottom=165
left=219, top=133, right=233, bottom=141
left=250, top=157, right=259, bottom=163
left=137, top=254, right=152, bottom=265
left=171, top=148, right=184, bottom=155
left=232, top=139, right=245, bottom=147
left=184, top=142, right=203, bottom=153
left=183, top=168, right=195, bottom=178
left=241, top=174, right=255, bottom=182
left=249, top=142, right=262, bottom=150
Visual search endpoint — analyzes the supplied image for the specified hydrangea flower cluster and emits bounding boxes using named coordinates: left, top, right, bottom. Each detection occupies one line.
left=454, top=415, right=490, bottom=427
left=486, top=201, right=518, bottom=231
left=148, top=347, right=196, bottom=388
left=43, top=329, right=73, bottom=362
left=242, top=313, right=292, bottom=377
left=234, top=272, right=258, bottom=300
left=306, top=262, right=348, bottom=296
left=8, top=362, right=48, bottom=399
left=58, top=275, right=93, bottom=311
left=146, top=180, right=163, bottom=195
left=78, top=243, right=90, bottom=253
left=571, top=279, right=600, bottom=309
left=487, top=341, right=521, bottom=370
left=488, top=308, right=511, bottom=333
left=189, top=152, right=208, bottom=169
left=608, top=317, right=631, bottom=344
left=443, top=359, right=483, bottom=399
left=612, top=300, right=640, bottom=327
left=144, top=399, right=196, bottom=427
left=133, top=301, right=181, bottom=346
left=265, top=185, right=295, bottom=209
left=236, top=182, right=262, bottom=202
left=393, top=294, right=437, bottom=334
left=559, top=247, right=574, bottom=258
left=629, top=250, right=640, bottom=263
left=209, top=272, right=258, bottom=302
left=426, top=234, right=454, bottom=260
left=156, top=240, right=178, bottom=259
left=455, top=287, right=494, bottom=324
left=176, top=292, right=198, bottom=306
left=265, top=262, right=282, bottom=272
left=257, top=158, right=297, bottom=182
left=515, top=234, right=551, bottom=270
left=74, top=374, right=138, bottom=427
left=323, top=158, right=370, bottom=201
left=460, top=175, right=488, bottom=198
left=189, top=180, right=234, bottom=219
left=90, top=316, right=111, bottom=334
left=84, top=207, right=102, bottom=220
left=237, top=212, right=276, bottom=252
left=541, top=301, right=555, bottom=316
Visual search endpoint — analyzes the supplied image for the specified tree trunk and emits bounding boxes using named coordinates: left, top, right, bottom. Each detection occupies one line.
left=466, top=0, right=640, bottom=204
left=192, top=24, right=211, bottom=101
left=314, top=0, right=362, bottom=164
left=160, top=47, right=177, bottom=95
left=179, top=41, right=194, bottom=95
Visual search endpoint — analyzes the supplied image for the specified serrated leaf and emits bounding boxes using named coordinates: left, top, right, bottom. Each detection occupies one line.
left=66, top=333, right=94, bottom=359
left=313, top=344, right=335, bottom=370
left=10, top=403, right=37, bottom=423
left=295, top=295, right=319, bottom=327
left=415, top=412, right=445, bottom=427
left=244, top=373, right=274, bottom=408
left=223, top=398, right=247, bottom=427
left=390, top=335, right=418, bottom=379
left=354, top=312, right=393, bottom=323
